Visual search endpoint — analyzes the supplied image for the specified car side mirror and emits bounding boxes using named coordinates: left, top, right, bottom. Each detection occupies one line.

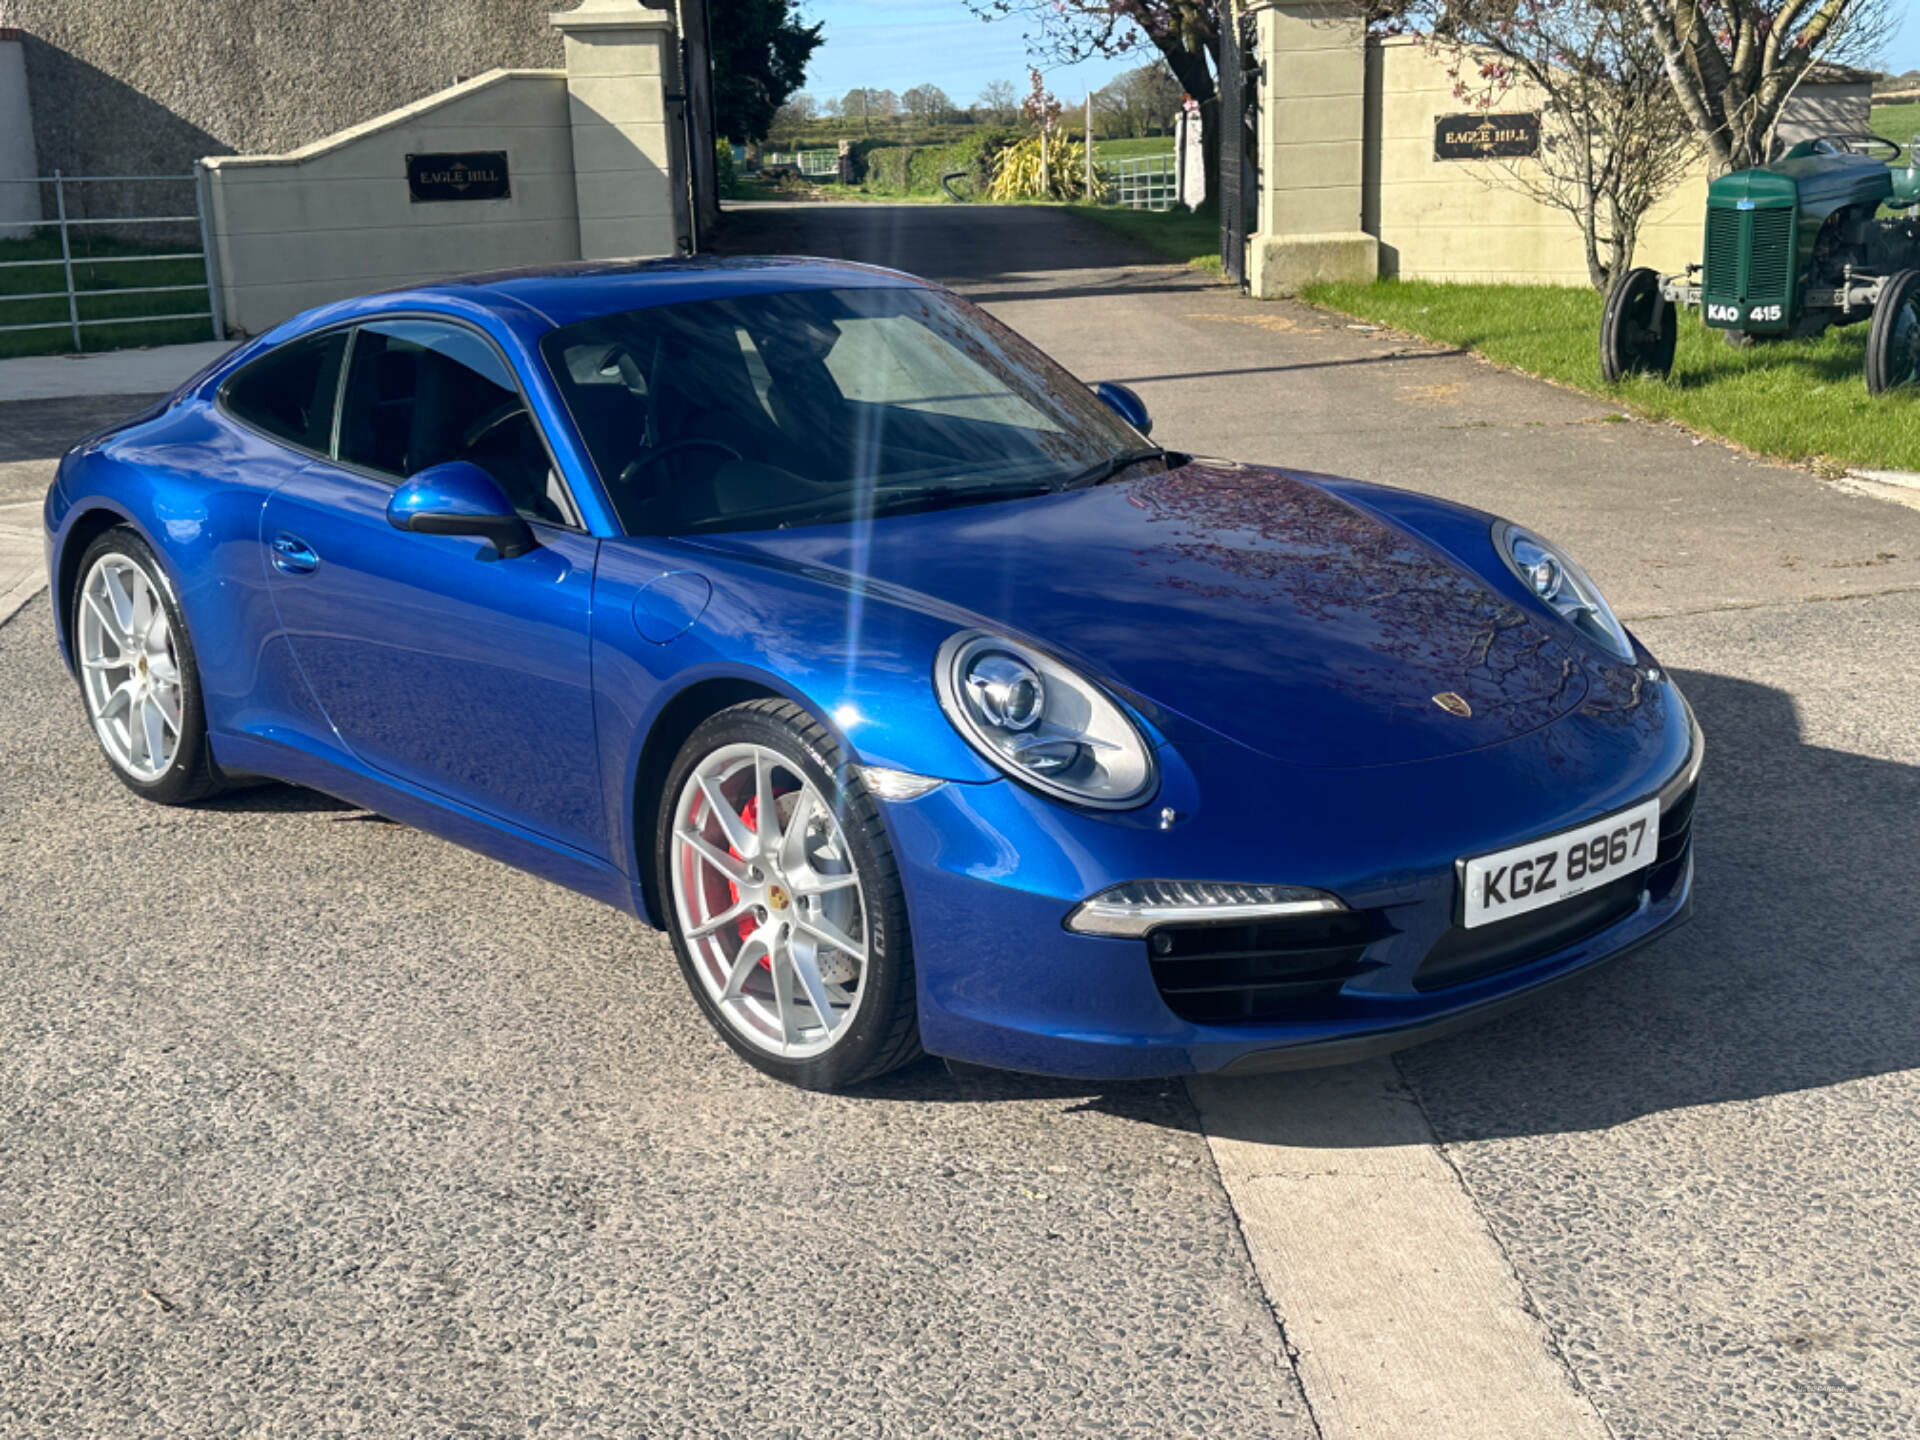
left=1092, top=381, right=1152, bottom=436
left=386, top=461, right=535, bottom=560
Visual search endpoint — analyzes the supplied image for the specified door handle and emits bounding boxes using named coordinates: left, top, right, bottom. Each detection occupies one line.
left=271, top=532, right=319, bottom=575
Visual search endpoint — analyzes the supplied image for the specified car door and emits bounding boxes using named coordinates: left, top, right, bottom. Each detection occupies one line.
left=260, top=316, right=607, bottom=857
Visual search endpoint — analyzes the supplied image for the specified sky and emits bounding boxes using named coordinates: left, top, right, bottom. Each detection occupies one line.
left=794, top=0, right=1145, bottom=108
left=1889, top=5, right=1920, bottom=75
left=794, top=0, right=1920, bottom=103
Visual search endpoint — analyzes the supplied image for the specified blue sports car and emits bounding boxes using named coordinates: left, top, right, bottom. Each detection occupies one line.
left=44, top=258, right=1700, bottom=1089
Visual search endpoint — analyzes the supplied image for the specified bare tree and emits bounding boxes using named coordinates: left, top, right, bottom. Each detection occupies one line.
left=1094, top=60, right=1185, bottom=138
left=977, top=79, right=1021, bottom=124
left=1628, top=0, right=1897, bottom=170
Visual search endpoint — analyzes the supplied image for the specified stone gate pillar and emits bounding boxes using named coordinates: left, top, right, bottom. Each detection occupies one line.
left=1248, top=0, right=1378, bottom=297
left=551, top=0, right=686, bottom=259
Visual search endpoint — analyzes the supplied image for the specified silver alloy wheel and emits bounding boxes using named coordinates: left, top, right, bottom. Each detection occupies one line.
left=670, top=742, right=870, bottom=1058
left=77, top=552, right=183, bottom=782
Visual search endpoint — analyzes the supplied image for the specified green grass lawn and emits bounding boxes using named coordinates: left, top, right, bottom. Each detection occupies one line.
left=1872, top=103, right=1920, bottom=146
left=1093, top=137, right=1177, bottom=160
left=1303, top=278, right=1920, bottom=473
left=0, top=231, right=214, bottom=359
left=1067, top=202, right=1223, bottom=275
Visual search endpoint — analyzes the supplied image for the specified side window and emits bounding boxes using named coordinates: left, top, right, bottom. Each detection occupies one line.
left=220, top=330, right=349, bottom=452
left=337, top=319, right=576, bottom=526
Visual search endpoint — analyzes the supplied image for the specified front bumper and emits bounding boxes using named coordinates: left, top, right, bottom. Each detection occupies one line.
left=883, top=680, right=1699, bottom=1080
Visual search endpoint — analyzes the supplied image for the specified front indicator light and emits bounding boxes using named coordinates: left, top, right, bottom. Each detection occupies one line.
left=856, top=765, right=945, bottom=802
left=1066, top=880, right=1346, bottom=938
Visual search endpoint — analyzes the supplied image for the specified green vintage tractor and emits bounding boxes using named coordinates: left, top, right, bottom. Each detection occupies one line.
left=1601, top=134, right=1920, bottom=394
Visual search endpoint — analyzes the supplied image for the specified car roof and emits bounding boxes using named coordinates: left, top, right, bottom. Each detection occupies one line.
left=375, top=255, right=926, bottom=329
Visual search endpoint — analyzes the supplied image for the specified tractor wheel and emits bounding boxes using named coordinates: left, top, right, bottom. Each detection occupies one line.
left=1601, top=267, right=1677, bottom=383
left=1866, top=270, right=1920, bottom=396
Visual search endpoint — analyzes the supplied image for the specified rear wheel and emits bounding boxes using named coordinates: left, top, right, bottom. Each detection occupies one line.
left=656, top=698, right=921, bottom=1090
left=1866, top=270, right=1920, bottom=396
left=70, top=526, right=222, bottom=804
left=1601, top=267, right=1677, bottom=383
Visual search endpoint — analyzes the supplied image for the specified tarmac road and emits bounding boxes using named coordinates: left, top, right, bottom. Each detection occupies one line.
left=5, top=202, right=1920, bottom=1436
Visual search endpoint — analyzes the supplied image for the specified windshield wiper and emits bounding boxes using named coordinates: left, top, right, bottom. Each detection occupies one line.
left=864, top=480, right=1057, bottom=520
left=1058, top=448, right=1167, bottom=491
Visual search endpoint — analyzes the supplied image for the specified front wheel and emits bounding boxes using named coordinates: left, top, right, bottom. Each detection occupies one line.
left=1601, top=267, right=1677, bottom=383
left=70, top=526, right=223, bottom=804
left=1866, top=270, right=1920, bottom=396
left=656, top=698, right=921, bottom=1090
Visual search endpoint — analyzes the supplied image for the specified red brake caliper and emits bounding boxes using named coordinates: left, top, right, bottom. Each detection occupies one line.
left=731, top=795, right=771, bottom=966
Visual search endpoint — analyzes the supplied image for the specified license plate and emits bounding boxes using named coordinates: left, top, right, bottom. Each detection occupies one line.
left=1459, top=797, right=1661, bottom=929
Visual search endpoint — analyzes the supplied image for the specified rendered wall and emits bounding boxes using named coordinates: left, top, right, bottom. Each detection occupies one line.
left=0, top=31, right=38, bottom=239
left=1364, top=38, right=1709, bottom=286
left=1774, top=83, right=1871, bottom=149
left=1254, top=30, right=1874, bottom=292
left=202, top=71, right=582, bottom=336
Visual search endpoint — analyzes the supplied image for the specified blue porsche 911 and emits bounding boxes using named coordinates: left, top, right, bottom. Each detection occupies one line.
left=44, top=257, right=1700, bottom=1089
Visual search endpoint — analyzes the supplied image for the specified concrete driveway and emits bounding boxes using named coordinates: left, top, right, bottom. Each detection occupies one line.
left=5, top=203, right=1920, bottom=1437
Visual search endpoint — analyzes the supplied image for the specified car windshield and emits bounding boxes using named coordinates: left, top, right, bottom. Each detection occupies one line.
left=539, top=284, right=1152, bottom=535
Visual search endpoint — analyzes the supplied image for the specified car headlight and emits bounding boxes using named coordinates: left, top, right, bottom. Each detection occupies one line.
left=1494, top=522, right=1634, bottom=661
left=935, top=631, right=1156, bottom=809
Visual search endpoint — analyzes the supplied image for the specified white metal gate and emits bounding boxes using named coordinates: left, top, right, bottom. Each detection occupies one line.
left=0, top=171, right=221, bottom=352
left=1098, top=154, right=1178, bottom=212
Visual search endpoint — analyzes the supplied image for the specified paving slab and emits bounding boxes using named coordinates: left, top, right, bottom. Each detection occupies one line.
left=0, top=340, right=232, bottom=404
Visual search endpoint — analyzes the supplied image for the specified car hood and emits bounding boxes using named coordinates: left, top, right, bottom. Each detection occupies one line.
left=693, top=460, right=1593, bottom=768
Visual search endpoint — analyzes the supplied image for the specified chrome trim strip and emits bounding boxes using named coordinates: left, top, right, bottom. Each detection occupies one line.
left=1067, top=895, right=1346, bottom=939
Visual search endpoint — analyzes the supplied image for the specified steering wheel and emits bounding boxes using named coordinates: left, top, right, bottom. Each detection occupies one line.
left=460, top=400, right=525, bottom=451
left=617, top=438, right=743, bottom=491
left=1811, top=133, right=1902, bottom=162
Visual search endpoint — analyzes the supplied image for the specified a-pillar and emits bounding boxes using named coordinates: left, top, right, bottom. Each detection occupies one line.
left=551, top=0, right=686, bottom=259
left=1247, top=0, right=1378, bottom=297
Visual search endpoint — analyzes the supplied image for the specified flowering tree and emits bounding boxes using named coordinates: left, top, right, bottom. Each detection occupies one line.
left=966, top=0, right=1225, bottom=175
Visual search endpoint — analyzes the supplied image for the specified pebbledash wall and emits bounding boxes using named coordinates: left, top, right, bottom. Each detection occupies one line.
left=200, top=0, right=683, bottom=336
left=0, top=0, right=564, bottom=182
left=1249, top=3, right=1872, bottom=295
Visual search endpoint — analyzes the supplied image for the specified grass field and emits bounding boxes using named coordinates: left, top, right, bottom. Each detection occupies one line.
left=1872, top=103, right=1920, bottom=146
left=1302, top=278, right=1920, bottom=473
left=0, top=231, right=213, bottom=359
left=1093, top=137, right=1178, bottom=160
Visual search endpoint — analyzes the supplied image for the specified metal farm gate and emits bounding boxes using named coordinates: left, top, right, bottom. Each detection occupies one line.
left=0, top=171, right=222, bottom=352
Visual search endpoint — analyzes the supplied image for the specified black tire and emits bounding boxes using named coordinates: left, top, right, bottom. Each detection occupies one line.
left=1601, top=267, right=1677, bottom=383
left=1866, top=269, right=1920, bottom=396
left=69, top=525, right=224, bottom=804
left=654, top=698, right=921, bottom=1090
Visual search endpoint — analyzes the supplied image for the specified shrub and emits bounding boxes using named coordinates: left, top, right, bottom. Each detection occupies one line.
left=988, top=136, right=1098, bottom=201
left=715, top=139, right=741, bottom=198
left=855, top=129, right=1022, bottom=197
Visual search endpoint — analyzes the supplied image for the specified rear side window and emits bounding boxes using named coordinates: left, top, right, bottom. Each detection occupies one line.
left=221, top=330, right=348, bottom=452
